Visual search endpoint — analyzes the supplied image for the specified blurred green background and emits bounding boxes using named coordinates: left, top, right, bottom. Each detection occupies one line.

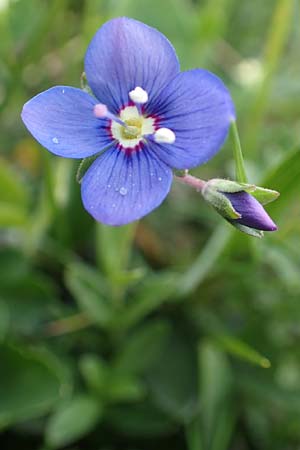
left=1, top=0, right=300, bottom=449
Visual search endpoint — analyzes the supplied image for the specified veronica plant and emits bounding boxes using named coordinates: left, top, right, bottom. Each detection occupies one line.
left=21, top=17, right=235, bottom=226
left=21, top=17, right=278, bottom=234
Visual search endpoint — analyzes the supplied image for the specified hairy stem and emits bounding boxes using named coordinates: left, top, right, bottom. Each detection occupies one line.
left=175, top=173, right=206, bottom=191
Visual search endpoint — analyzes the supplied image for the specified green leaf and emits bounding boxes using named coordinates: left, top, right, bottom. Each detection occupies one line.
left=79, top=354, right=144, bottom=403
left=1, top=271, right=60, bottom=336
left=262, top=146, right=300, bottom=218
left=0, top=301, right=9, bottom=341
left=65, top=262, right=111, bottom=328
left=115, top=272, right=178, bottom=329
left=113, top=320, right=171, bottom=375
left=216, top=335, right=271, bottom=368
left=0, top=344, right=66, bottom=428
left=96, top=221, right=136, bottom=283
left=79, top=354, right=108, bottom=394
left=107, top=402, right=176, bottom=438
left=178, top=224, right=232, bottom=297
left=46, top=395, right=103, bottom=448
left=146, top=329, right=198, bottom=422
left=105, top=374, right=145, bottom=403
left=230, top=121, right=248, bottom=183
left=198, top=340, right=235, bottom=450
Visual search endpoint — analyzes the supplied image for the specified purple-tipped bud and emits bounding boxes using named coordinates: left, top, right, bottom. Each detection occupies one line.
left=201, top=178, right=278, bottom=236
left=224, top=191, right=277, bottom=231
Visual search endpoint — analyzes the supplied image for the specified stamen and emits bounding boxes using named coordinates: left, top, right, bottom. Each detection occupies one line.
left=129, top=86, right=148, bottom=104
left=154, top=128, right=176, bottom=144
left=93, top=103, right=126, bottom=127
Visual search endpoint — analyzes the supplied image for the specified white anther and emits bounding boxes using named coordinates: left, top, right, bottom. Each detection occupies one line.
left=154, top=128, right=176, bottom=144
left=94, top=103, right=108, bottom=118
left=129, top=86, right=148, bottom=104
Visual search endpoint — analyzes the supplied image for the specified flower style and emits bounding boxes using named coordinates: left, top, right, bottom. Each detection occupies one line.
left=21, top=17, right=235, bottom=226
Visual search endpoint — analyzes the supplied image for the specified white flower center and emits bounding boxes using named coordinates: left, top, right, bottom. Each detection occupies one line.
left=111, top=106, right=155, bottom=149
left=93, top=87, right=176, bottom=150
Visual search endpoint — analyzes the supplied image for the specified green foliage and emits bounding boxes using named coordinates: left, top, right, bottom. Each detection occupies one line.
left=45, top=395, right=103, bottom=448
left=0, top=344, right=67, bottom=429
left=1, top=0, right=300, bottom=449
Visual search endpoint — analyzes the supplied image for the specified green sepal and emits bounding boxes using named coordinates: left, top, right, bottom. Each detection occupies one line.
left=207, top=178, right=255, bottom=194
left=213, top=193, right=241, bottom=220
left=230, top=222, right=264, bottom=238
left=246, top=186, right=280, bottom=205
left=202, top=186, right=241, bottom=220
left=173, top=169, right=188, bottom=177
left=80, top=71, right=93, bottom=95
left=76, top=154, right=99, bottom=184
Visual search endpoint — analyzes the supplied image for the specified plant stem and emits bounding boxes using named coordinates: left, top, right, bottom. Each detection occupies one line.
left=230, top=121, right=248, bottom=183
left=175, top=173, right=206, bottom=191
left=44, top=313, right=93, bottom=337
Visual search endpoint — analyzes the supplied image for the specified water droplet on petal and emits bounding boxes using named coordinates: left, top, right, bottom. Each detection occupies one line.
left=112, top=203, right=116, bottom=208
left=52, top=137, right=59, bottom=144
left=150, top=172, right=154, bottom=177
left=158, top=177, right=162, bottom=182
left=119, top=187, right=128, bottom=196
left=62, top=89, right=65, bottom=94
left=107, top=184, right=111, bottom=188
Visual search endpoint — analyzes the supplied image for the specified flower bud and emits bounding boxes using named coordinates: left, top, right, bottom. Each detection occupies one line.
left=202, top=179, right=278, bottom=237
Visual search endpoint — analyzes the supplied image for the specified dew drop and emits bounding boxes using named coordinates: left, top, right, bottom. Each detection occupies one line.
left=158, top=177, right=162, bottom=182
left=107, top=184, right=111, bottom=188
left=52, top=137, right=59, bottom=144
left=112, top=203, right=116, bottom=208
left=62, top=89, right=65, bottom=94
left=119, top=187, right=128, bottom=196
left=150, top=172, right=154, bottom=177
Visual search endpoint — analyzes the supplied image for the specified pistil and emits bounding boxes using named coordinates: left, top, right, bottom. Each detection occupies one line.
left=94, top=103, right=127, bottom=127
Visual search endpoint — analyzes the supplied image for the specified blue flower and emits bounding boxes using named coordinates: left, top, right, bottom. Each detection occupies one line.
left=21, top=17, right=235, bottom=226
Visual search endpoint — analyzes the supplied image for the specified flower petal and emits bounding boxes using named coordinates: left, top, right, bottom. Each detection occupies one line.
left=81, top=147, right=172, bottom=226
left=224, top=191, right=277, bottom=231
left=147, top=69, right=235, bottom=169
left=84, top=17, right=180, bottom=112
left=21, top=86, right=111, bottom=158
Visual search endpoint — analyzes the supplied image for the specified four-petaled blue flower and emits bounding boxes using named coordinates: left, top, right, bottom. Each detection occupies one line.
left=21, top=17, right=235, bottom=226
